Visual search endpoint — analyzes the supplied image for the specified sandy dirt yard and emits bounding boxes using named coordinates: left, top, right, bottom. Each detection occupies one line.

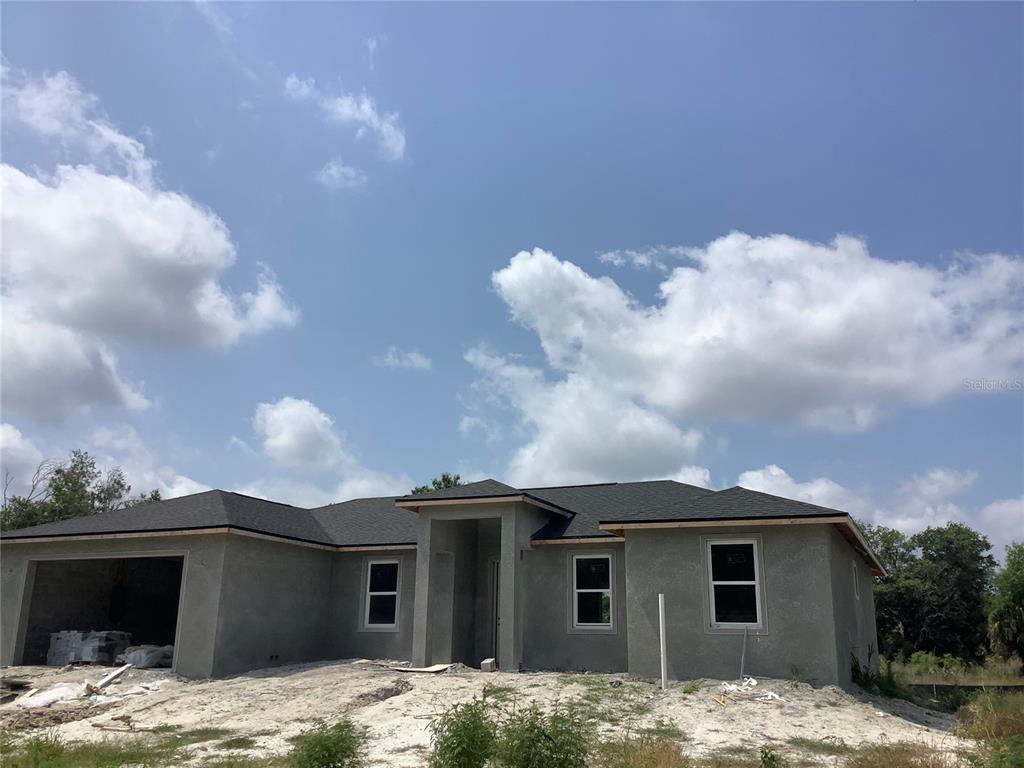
left=0, top=660, right=967, bottom=765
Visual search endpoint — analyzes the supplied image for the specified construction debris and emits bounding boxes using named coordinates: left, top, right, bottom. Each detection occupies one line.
left=46, top=631, right=132, bottom=666
left=480, top=657, right=497, bottom=672
left=393, top=663, right=452, bottom=674
left=120, top=645, right=173, bottom=668
left=718, top=677, right=784, bottom=703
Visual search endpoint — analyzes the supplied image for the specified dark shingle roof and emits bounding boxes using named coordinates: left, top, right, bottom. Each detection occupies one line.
left=601, top=486, right=848, bottom=525
left=527, top=481, right=714, bottom=538
left=0, top=490, right=333, bottom=545
left=397, top=479, right=518, bottom=501
left=309, top=497, right=417, bottom=547
left=0, top=480, right=856, bottom=550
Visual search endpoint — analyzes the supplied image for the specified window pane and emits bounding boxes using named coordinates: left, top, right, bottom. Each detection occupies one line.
left=368, top=594, right=397, bottom=625
left=369, top=562, right=399, bottom=593
left=710, top=544, right=755, bottom=582
left=575, top=557, right=610, bottom=590
left=577, top=591, right=611, bottom=625
left=713, top=585, right=758, bottom=624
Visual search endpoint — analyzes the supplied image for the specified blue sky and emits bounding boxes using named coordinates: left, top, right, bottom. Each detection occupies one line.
left=1, top=2, right=1021, bottom=553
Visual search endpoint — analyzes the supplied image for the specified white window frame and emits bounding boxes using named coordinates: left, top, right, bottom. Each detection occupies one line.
left=363, top=558, right=400, bottom=630
left=852, top=560, right=861, bottom=600
left=572, top=553, right=613, bottom=630
left=706, top=538, right=763, bottom=629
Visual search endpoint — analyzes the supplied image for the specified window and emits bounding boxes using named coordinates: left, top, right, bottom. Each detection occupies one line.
left=852, top=561, right=861, bottom=600
left=572, top=554, right=612, bottom=628
left=707, top=539, right=761, bottom=628
left=364, top=559, right=399, bottom=629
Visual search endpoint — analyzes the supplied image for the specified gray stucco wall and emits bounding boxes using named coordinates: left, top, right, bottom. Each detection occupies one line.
left=212, top=535, right=335, bottom=677
left=624, top=525, right=840, bottom=685
left=329, top=549, right=417, bottom=661
left=828, top=527, right=879, bottom=687
left=0, top=534, right=228, bottom=679
left=521, top=542, right=628, bottom=673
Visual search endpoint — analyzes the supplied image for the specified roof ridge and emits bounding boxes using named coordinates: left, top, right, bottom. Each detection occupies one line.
left=727, top=485, right=847, bottom=516
left=523, top=481, right=618, bottom=490
left=222, top=490, right=303, bottom=509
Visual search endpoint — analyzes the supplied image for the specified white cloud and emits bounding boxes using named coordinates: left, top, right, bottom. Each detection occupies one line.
left=458, top=415, right=502, bottom=443
left=284, top=74, right=405, bottom=161
left=375, top=346, right=432, bottom=370
left=466, top=346, right=702, bottom=487
left=597, top=246, right=682, bottom=271
left=737, top=464, right=1022, bottom=560
left=1, top=68, right=298, bottom=422
left=0, top=424, right=45, bottom=498
left=1, top=307, right=150, bottom=423
left=492, top=238, right=1023, bottom=433
left=365, top=36, right=381, bottom=71
left=737, top=464, right=875, bottom=518
left=89, top=425, right=209, bottom=499
left=314, top=158, right=367, bottom=190
left=669, top=465, right=713, bottom=488
left=253, top=397, right=346, bottom=474
left=246, top=397, right=410, bottom=505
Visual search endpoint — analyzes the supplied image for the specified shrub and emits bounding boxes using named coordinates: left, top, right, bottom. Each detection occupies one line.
left=429, top=698, right=495, bottom=768
left=289, top=719, right=366, bottom=768
left=852, top=654, right=913, bottom=700
left=492, top=705, right=590, bottom=768
left=592, top=736, right=692, bottom=768
left=957, top=692, right=1024, bottom=741
left=759, top=745, right=784, bottom=768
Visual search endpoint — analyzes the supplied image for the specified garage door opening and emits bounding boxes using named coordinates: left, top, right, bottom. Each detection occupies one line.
left=20, top=555, right=185, bottom=668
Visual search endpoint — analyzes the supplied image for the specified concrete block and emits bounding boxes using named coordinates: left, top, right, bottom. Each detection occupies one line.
left=480, top=657, right=496, bottom=672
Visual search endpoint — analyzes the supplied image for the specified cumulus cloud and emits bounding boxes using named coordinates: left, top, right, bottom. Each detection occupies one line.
left=314, top=158, right=367, bottom=190
left=0, top=424, right=45, bottom=498
left=89, top=425, right=209, bottom=499
left=466, top=346, right=702, bottom=487
left=737, top=464, right=1022, bottom=560
left=246, top=397, right=409, bottom=505
left=1, top=68, right=298, bottom=422
left=374, top=346, right=432, bottom=370
left=284, top=74, right=406, bottom=161
left=597, top=245, right=683, bottom=271
left=492, top=238, right=1023, bottom=433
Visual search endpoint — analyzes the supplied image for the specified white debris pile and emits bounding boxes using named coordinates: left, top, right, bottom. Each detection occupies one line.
left=119, top=645, right=173, bottom=669
left=15, top=664, right=134, bottom=709
left=719, top=677, right=783, bottom=703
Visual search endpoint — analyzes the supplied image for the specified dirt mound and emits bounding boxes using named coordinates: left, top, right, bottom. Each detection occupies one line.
left=352, top=679, right=412, bottom=707
left=1, top=702, right=112, bottom=730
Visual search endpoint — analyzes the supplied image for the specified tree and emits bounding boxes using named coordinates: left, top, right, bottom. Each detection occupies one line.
left=411, top=472, right=463, bottom=495
left=860, top=521, right=996, bottom=662
left=989, top=542, right=1024, bottom=668
left=0, top=449, right=160, bottom=531
left=910, top=523, right=995, bottom=662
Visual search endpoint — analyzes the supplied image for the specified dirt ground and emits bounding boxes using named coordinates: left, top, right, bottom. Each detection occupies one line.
left=0, top=660, right=967, bottom=765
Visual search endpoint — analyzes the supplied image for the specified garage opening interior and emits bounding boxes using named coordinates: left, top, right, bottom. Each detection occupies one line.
left=20, top=555, right=184, bottom=666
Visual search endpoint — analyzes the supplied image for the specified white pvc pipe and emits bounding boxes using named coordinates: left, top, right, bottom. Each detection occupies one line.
left=658, top=593, right=667, bottom=690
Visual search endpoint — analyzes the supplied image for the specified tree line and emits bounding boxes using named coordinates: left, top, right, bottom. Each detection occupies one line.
left=860, top=520, right=1023, bottom=668
left=1, top=449, right=160, bottom=532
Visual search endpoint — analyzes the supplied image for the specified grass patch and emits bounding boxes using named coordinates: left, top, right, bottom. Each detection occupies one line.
left=219, top=736, right=259, bottom=750
left=637, top=718, right=685, bottom=741
left=682, top=681, right=702, bottom=695
left=890, top=655, right=1023, bottom=687
left=956, top=691, right=1024, bottom=741
left=482, top=683, right=516, bottom=703
left=592, top=736, right=692, bottom=768
left=560, top=674, right=654, bottom=725
left=786, top=735, right=853, bottom=756
left=847, top=742, right=960, bottom=768
left=160, top=726, right=234, bottom=747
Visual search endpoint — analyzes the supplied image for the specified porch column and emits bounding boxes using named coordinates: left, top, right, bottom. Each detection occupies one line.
left=498, top=510, right=518, bottom=670
left=411, top=512, right=434, bottom=667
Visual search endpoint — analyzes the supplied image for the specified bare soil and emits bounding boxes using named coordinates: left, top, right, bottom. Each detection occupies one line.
left=0, top=660, right=967, bottom=765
